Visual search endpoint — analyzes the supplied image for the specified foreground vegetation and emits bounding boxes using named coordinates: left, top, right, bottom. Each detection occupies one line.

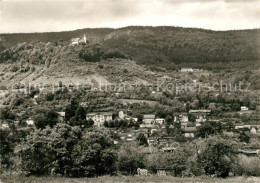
left=1, top=122, right=260, bottom=178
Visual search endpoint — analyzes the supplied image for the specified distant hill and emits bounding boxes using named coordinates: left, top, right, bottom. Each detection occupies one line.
left=0, top=26, right=260, bottom=67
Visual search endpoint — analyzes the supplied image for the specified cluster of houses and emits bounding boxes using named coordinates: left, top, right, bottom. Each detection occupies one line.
left=1, top=105, right=260, bottom=154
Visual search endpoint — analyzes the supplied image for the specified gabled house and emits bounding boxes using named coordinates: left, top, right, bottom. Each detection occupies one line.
left=173, top=113, right=189, bottom=123
left=182, top=127, right=197, bottom=138
left=86, top=112, right=113, bottom=127
left=118, top=111, right=125, bottom=119
left=155, top=118, right=165, bottom=125
left=189, top=110, right=211, bottom=124
left=143, top=114, right=155, bottom=125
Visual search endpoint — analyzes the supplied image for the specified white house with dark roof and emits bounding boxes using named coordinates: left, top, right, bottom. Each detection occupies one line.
left=155, top=118, right=165, bottom=125
left=86, top=112, right=113, bottom=127
left=183, top=127, right=197, bottom=138
left=143, top=114, right=155, bottom=125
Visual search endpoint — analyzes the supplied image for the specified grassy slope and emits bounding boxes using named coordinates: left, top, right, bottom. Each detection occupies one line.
left=0, top=175, right=259, bottom=183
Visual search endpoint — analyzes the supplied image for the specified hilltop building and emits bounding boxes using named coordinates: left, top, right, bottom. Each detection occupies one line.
left=71, top=34, right=87, bottom=45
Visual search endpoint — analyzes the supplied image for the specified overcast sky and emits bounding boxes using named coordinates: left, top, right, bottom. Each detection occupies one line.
left=0, top=0, right=259, bottom=33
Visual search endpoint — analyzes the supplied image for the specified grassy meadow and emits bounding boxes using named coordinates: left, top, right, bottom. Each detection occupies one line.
left=0, top=175, right=260, bottom=183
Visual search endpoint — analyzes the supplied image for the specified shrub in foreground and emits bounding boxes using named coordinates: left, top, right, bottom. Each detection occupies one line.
left=16, top=124, right=117, bottom=177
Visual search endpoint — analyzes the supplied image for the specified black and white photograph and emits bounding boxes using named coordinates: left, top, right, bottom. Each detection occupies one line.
left=0, top=0, right=259, bottom=182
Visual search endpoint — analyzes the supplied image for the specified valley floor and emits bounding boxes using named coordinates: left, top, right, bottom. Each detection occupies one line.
left=0, top=175, right=260, bottom=183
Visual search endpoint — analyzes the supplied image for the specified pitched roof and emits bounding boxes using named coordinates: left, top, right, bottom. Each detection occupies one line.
left=143, top=114, right=155, bottom=119
left=87, top=112, right=113, bottom=116
left=183, top=127, right=197, bottom=132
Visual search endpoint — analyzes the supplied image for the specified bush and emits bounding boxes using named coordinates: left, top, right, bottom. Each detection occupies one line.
left=117, top=142, right=145, bottom=175
left=16, top=127, right=52, bottom=175
left=70, top=129, right=117, bottom=177
left=16, top=125, right=117, bottom=177
left=200, top=136, right=238, bottom=178
left=102, top=49, right=128, bottom=60
left=79, top=44, right=103, bottom=62
left=10, top=65, right=19, bottom=72
left=0, top=129, right=14, bottom=169
left=233, top=155, right=260, bottom=176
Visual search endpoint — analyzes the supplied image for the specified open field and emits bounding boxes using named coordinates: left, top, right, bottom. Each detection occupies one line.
left=0, top=175, right=260, bottom=183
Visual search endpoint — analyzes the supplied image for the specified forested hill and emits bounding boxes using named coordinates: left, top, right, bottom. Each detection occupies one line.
left=0, top=26, right=259, bottom=67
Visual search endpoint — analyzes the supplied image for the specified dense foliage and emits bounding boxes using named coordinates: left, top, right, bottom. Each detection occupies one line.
left=15, top=124, right=117, bottom=177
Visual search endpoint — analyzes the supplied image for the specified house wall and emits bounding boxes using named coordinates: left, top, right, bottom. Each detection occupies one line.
left=143, top=119, right=154, bottom=124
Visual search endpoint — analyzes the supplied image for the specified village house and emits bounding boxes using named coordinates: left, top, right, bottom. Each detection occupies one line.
left=196, top=115, right=207, bottom=123
left=241, top=106, right=249, bottom=111
left=189, top=109, right=211, bottom=124
left=148, top=136, right=157, bottom=146
left=155, top=118, right=165, bottom=125
left=125, top=117, right=138, bottom=122
left=173, top=113, right=189, bottom=123
left=143, top=114, right=155, bottom=125
left=86, top=112, right=113, bottom=127
left=118, top=110, right=125, bottom=119
left=251, top=127, right=257, bottom=134
left=157, top=137, right=176, bottom=147
left=58, top=112, right=66, bottom=122
left=181, top=122, right=188, bottom=129
left=26, top=118, right=34, bottom=126
left=182, top=127, right=197, bottom=138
